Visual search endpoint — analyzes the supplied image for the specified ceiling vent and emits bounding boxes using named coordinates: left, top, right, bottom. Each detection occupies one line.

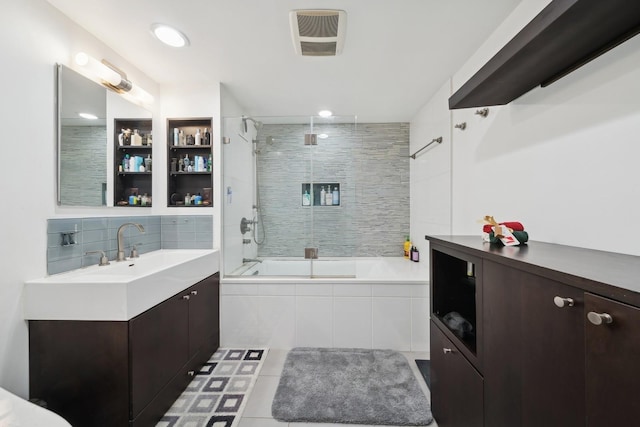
left=289, top=9, right=347, bottom=56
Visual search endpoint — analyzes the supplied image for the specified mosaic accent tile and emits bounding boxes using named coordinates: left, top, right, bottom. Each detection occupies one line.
left=158, top=348, right=267, bottom=427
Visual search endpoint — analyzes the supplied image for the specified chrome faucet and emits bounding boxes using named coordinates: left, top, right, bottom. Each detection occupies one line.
left=117, top=223, right=145, bottom=261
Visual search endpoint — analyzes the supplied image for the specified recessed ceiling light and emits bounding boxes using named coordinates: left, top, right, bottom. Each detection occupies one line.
left=318, top=133, right=329, bottom=139
left=78, top=112, right=98, bottom=120
left=318, top=110, right=332, bottom=118
left=150, top=23, right=190, bottom=48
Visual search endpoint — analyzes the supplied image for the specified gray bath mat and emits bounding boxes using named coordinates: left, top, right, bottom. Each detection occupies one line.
left=271, top=347, right=433, bottom=425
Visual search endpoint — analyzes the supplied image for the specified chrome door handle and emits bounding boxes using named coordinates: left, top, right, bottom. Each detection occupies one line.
left=587, top=311, right=613, bottom=325
left=554, top=296, right=575, bottom=308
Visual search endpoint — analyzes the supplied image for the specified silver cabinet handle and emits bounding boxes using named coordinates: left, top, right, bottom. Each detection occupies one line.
left=191, top=290, right=198, bottom=296
left=554, top=296, right=575, bottom=308
left=443, top=348, right=456, bottom=354
left=587, top=311, right=613, bottom=325
left=187, top=370, right=195, bottom=377
left=182, top=295, right=190, bottom=300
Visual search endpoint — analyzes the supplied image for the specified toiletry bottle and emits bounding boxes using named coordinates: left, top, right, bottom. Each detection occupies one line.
left=410, top=245, right=415, bottom=261
left=198, top=155, right=204, bottom=171
left=303, top=190, right=311, bottom=206
left=412, top=247, right=420, bottom=262
left=179, top=130, right=185, bottom=146
left=204, top=128, right=211, bottom=145
left=123, top=154, right=130, bottom=172
left=173, top=128, right=179, bottom=146
left=195, top=129, right=201, bottom=145
left=404, top=236, right=411, bottom=259
left=185, top=193, right=191, bottom=205
left=332, top=186, right=339, bottom=205
left=320, top=186, right=326, bottom=205
left=147, top=134, right=153, bottom=146
left=325, top=186, right=333, bottom=205
left=184, top=154, right=189, bottom=172
left=132, top=129, right=142, bottom=146
left=207, top=154, right=212, bottom=172
left=196, top=193, right=202, bottom=205
left=129, top=156, right=136, bottom=172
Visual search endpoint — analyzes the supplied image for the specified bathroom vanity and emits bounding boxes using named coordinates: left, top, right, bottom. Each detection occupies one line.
left=25, top=249, right=220, bottom=427
left=427, top=236, right=640, bottom=427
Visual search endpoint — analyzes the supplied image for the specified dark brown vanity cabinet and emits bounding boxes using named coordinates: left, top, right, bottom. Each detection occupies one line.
left=29, top=273, right=220, bottom=427
left=428, top=236, right=640, bottom=427
left=483, top=261, right=584, bottom=427
left=430, top=322, right=483, bottom=427
left=585, top=293, right=640, bottom=426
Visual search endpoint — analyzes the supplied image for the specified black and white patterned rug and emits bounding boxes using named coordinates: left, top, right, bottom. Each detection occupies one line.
left=157, top=348, right=268, bottom=427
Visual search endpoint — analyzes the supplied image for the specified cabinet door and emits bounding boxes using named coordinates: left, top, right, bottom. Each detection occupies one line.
left=188, top=273, right=220, bottom=358
left=430, top=321, right=483, bottom=427
left=483, top=261, right=585, bottom=427
left=130, top=292, right=189, bottom=417
left=521, top=273, right=584, bottom=427
left=585, top=293, right=640, bottom=426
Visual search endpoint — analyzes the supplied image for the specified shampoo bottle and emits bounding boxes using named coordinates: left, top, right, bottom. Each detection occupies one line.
left=195, top=129, right=202, bottom=145
left=320, top=186, right=326, bottom=206
left=198, top=155, right=204, bottom=171
left=204, top=128, right=211, bottom=145
left=404, top=236, right=411, bottom=259
left=332, top=186, right=339, bottom=205
left=325, top=187, right=333, bottom=206
left=303, top=190, right=311, bottom=206
left=173, top=128, right=179, bottom=146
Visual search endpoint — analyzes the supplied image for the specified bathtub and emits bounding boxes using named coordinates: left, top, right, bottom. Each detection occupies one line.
left=221, top=257, right=431, bottom=352
left=228, top=256, right=428, bottom=282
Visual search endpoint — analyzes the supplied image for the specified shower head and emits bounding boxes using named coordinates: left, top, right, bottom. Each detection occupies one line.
left=242, top=116, right=263, bottom=133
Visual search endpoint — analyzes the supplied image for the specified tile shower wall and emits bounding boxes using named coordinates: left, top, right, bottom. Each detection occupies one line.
left=256, top=123, right=409, bottom=257
left=59, top=126, right=107, bottom=206
left=47, top=215, right=213, bottom=275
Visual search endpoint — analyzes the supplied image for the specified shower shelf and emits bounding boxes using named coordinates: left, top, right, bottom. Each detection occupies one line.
left=302, top=183, right=341, bottom=206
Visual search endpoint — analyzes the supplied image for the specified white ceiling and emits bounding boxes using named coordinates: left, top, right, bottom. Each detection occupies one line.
left=47, top=0, right=521, bottom=122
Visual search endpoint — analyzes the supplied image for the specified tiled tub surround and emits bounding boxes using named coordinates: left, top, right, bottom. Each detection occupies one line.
left=47, top=215, right=213, bottom=275
left=256, top=123, right=410, bottom=257
left=221, top=258, right=430, bottom=353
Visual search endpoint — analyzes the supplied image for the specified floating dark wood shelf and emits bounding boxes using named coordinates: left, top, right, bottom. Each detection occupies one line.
left=170, top=145, right=212, bottom=150
left=449, top=0, right=640, bottom=109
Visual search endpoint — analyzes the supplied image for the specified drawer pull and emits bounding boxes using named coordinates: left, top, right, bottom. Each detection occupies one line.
left=554, top=296, right=575, bottom=308
left=182, top=295, right=190, bottom=300
left=443, top=348, right=456, bottom=354
left=191, top=290, right=198, bottom=296
left=587, top=311, right=613, bottom=325
left=187, top=370, right=195, bottom=377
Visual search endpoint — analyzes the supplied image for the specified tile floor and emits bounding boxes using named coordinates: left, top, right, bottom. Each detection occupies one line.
left=237, top=349, right=438, bottom=427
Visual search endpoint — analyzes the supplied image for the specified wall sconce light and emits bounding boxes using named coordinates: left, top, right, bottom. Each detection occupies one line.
left=74, top=52, right=154, bottom=105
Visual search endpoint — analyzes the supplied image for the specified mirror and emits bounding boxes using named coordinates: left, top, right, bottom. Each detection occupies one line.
left=56, top=64, right=152, bottom=207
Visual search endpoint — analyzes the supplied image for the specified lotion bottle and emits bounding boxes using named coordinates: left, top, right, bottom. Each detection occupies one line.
left=195, top=129, right=202, bottom=145
left=325, top=187, right=333, bottom=205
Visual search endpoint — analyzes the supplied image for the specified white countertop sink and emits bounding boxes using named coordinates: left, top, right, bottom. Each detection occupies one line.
left=24, top=249, right=220, bottom=321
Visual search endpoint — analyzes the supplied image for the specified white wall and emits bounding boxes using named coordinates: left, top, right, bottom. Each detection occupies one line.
left=413, top=0, right=640, bottom=256
left=410, top=79, right=452, bottom=267
left=0, top=0, right=159, bottom=397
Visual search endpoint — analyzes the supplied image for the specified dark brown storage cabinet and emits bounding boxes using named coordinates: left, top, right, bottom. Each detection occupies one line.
left=167, top=118, right=213, bottom=207
left=427, top=236, right=640, bottom=427
left=114, top=118, right=153, bottom=206
left=29, top=273, right=220, bottom=427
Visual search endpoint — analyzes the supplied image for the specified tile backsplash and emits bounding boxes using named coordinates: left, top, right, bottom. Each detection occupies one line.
left=47, top=215, right=213, bottom=275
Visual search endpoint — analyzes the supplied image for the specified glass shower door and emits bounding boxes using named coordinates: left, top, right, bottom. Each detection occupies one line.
left=307, top=115, right=357, bottom=278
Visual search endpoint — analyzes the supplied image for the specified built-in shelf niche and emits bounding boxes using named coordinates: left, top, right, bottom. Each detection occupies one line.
left=302, top=183, right=340, bottom=206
